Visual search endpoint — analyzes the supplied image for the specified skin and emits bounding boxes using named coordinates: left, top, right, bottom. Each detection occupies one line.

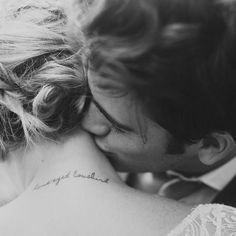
left=0, top=131, right=191, bottom=236
left=82, top=70, right=207, bottom=174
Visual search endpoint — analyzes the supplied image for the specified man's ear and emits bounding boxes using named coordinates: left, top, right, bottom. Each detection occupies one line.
left=198, top=132, right=235, bottom=166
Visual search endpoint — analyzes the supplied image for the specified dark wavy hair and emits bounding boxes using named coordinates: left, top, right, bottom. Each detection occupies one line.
left=73, top=0, right=236, bottom=150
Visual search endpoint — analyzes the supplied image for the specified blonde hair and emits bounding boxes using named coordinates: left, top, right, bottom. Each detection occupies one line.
left=0, top=0, right=86, bottom=157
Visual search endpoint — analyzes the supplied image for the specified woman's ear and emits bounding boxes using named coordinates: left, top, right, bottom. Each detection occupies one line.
left=198, top=132, right=236, bottom=166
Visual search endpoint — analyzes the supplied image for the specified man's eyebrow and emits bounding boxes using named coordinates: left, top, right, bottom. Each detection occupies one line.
left=92, top=99, right=133, bottom=132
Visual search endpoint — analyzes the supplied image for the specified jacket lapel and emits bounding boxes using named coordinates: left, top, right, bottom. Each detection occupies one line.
left=213, top=175, right=236, bottom=207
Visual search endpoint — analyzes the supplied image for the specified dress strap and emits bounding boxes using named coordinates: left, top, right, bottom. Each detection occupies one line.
left=167, top=204, right=236, bottom=236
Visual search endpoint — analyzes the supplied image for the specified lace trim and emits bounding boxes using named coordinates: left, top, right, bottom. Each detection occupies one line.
left=167, top=204, right=236, bottom=236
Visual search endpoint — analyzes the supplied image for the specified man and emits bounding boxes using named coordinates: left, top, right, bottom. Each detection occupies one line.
left=79, top=0, right=236, bottom=206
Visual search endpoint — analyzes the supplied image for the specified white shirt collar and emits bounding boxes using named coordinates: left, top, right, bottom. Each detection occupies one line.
left=167, top=157, right=236, bottom=191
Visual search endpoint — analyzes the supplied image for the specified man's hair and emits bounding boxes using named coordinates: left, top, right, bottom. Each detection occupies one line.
left=0, top=0, right=86, bottom=157
left=73, top=0, right=236, bottom=147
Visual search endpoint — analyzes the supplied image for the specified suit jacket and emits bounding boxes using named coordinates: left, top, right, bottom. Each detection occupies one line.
left=213, top=175, right=236, bottom=207
left=126, top=171, right=236, bottom=206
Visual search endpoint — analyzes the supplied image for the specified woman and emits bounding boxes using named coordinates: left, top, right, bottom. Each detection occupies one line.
left=0, top=0, right=87, bottom=205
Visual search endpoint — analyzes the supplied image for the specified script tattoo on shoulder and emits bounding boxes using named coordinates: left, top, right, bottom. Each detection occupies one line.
left=33, top=170, right=109, bottom=190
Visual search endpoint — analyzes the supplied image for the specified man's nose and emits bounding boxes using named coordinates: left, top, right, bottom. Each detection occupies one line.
left=81, top=102, right=110, bottom=137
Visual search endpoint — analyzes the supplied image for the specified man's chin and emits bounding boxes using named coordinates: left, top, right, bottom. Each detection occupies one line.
left=104, top=154, right=143, bottom=172
left=104, top=152, right=123, bottom=171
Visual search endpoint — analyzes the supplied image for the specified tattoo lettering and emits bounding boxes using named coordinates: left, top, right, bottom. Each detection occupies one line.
left=33, top=170, right=109, bottom=190
left=73, top=170, right=109, bottom=183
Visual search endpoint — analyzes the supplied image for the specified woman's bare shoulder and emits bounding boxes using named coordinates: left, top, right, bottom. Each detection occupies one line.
left=0, top=132, right=191, bottom=236
left=0, top=173, right=191, bottom=236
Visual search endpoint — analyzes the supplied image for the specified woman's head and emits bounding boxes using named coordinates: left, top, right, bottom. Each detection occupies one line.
left=0, top=0, right=86, bottom=157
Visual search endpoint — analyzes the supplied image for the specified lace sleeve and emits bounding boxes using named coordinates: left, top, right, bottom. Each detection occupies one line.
left=167, top=204, right=236, bottom=236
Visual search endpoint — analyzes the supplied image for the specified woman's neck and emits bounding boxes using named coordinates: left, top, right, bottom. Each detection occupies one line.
left=0, top=131, right=122, bottom=206
left=30, top=132, right=122, bottom=188
left=0, top=145, right=44, bottom=206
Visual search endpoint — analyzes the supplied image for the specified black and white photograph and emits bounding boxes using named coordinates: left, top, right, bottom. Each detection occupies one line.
left=0, top=0, right=236, bottom=235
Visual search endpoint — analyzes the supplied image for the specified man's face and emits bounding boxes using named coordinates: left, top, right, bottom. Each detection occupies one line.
left=82, top=70, right=196, bottom=173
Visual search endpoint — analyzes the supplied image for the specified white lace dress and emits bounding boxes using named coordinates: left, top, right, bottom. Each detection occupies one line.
left=168, top=204, right=236, bottom=236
